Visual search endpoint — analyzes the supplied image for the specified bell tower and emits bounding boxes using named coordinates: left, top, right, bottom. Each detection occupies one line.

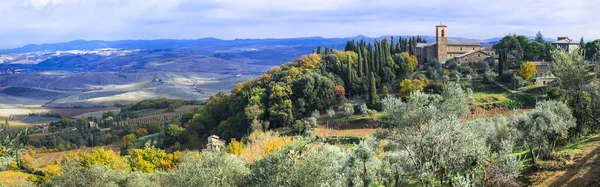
left=436, top=24, right=448, bottom=62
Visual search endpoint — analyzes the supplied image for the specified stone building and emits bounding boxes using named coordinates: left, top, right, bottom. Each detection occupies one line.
left=552, top=37, right=580, bottom=53
left=532, top=61, right=557, bottom=85
left=206, top=135, right=225, bottom=151
left=416, top=24, right=494, bottom=64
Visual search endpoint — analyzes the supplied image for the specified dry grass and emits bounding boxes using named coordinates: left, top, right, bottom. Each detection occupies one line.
left=527, top=134, right=600, bottom=186
left=314, top=127, right=376, bottom=137
left=462, top=108, right=530, bottom=122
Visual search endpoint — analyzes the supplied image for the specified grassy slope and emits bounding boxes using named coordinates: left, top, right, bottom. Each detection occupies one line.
left=524, top=134, right=600, bottom=186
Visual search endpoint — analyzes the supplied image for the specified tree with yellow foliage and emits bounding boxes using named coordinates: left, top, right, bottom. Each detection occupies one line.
left=335, top=51, right=358, bottom=69
left=234, top=131, right=293, bottom=163
left=399, top=79, right=417, bottom=99
left=122, top=133, right=137, bottom=150
left=227, top=138, right=247, bottom=156
left=517, top=61, right=537, bottom=80
left=401, top=52, right=418, bottom=73
left=299, top=54, right=322, bottom=70
left=382, top=86, right=390, bottom=94
left=128, top=146, right=182, bottom=173
left=413, top=77, right=430, bottom=90
left=135, top=128, right=148, bottom=137
left=62, top=148, right=129, bottom=172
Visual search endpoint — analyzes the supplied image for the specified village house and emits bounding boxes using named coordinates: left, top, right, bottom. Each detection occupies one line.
left=532, top=61, right=557, bottom=85
left=206, top=135, right=225, bottom=151
left=552, top=37, right=580, bottom=53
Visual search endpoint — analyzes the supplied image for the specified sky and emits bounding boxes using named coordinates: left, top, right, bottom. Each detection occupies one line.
left=0, top=0, right=598, bottom=49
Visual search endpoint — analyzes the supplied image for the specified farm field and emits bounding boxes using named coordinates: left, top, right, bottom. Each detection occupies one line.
left=119, top=105, right=201, bottom=125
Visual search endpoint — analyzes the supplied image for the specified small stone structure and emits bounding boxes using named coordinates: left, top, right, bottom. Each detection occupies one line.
left=532, top=61, right=557, bottom=85
left=206, top=135, right=225, bottom=151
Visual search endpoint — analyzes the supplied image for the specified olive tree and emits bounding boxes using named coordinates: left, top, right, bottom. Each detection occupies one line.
left=381, top=84, right=468, bottom=129
left=164, top=151, right=249, bottom=187
left=514, top=100, right=576, bottom=164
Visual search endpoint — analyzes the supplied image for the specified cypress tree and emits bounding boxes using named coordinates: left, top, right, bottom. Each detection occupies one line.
left=535, top=31, right=545, bottom=43
left=317, top=46, right=322, bottom=54
left=347, top=57, right=352, bottom=99
left=390, top=36, right=395, bottom=55
left=358, top=45, right=363, bottom=77
left=345, top=40, right=356, bottom=51
left=580, top=37, right=586, bottom=54
left=368, top=73, right=381, bottom=109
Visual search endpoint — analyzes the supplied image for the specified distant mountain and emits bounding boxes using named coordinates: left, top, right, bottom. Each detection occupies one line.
left=0, top=35, right=496, bottom=55
left=1, top=35, right=553, bottom=76
left=1, top=35, right=558, bottom=56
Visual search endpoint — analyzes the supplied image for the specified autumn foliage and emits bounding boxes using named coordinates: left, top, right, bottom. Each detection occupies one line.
left=334, top=85, right=346, bottom=97
left=517, top=61, right=537, bottom=80
left=227, top=131, right=293, bottom=163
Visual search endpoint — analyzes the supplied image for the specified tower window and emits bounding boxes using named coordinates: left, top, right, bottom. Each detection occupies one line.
left=442, top=30, right=445, bottom=37
left=460, top=47, right=462, bottom=51
left=473, top=47, right=475, bottom=50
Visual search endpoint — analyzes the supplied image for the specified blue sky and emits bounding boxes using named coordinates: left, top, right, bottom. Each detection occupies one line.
left=0, top=0, right=597, bottom=49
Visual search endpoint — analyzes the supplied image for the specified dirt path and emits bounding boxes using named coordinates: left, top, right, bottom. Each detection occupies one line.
left=529, top=135, right=600, bottom=187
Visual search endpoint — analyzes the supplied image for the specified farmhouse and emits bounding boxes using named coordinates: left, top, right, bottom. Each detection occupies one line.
left=206, top=135, right=225, bottom=151
left=552, top=37, right=580, bottom=53
left=532, top=61, right=557, bottom=85
left=416, top=24, right=493, bottom=64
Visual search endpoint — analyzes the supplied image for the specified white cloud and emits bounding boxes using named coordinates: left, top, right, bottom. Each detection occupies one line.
left=0, top=0, right=599, bottom=49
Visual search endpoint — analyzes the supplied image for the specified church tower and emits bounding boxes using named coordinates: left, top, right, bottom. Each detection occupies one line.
left=436, top=24, right=448, bottom=62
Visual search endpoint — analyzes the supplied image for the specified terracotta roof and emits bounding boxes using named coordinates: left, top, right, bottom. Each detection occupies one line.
left=456, top=50, right=491, bottom=58
left=436, top=23, right=447, bottom=27
left=416, top=43, right=435, bottom=48
left=552, top=39, right=578, bottom=44
left=447, top=41, right=481, bottom=46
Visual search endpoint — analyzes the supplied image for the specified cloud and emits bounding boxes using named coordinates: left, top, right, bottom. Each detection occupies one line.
left=0, top=0, right=598, bottom=49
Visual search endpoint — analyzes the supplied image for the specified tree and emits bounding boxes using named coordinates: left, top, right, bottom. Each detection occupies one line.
left=268, top=83, right=294, bottom=127
left=535, top=31, right=545, bottom=43
left=383, top=84, right=467, bottom=129
left=146, top=121, right=162, bottom=134
left=514, top=101, right=575, bottom=164
left=165, top=124, right=184, bottom=146
left=343, top=103, right=354, bottom=117
left=165, top=151, right=249, bottom=187
left=525, top=42, right=545, bottom=61
left=382, top=86, right=389, bottom=94
left=580, top=37, right=586, bottom=54
left=399, top=79, right=417, bottom=99
left=102, top=111, right=115, bottom=119
left=517, top=61, right=537, bottom=80
left=585, top=39, right=600, bottom=60
left=122, top=134, right=137, bottom=150
left=343, top=140, right=379, bottom=187
left=334, top=85, right=346, bottom=97
left=135, top=128, right=148, bottom=137
left=401, top=52, right=418, bottom=73
left=128, top=147, right=181, bottom=172
left=367, top=73, right=381, bottom=109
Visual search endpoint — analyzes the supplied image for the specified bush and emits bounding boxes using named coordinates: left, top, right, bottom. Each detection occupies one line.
left=484, top=71, right=498, bottom=83
left=343, top=103, right=354, bottom=117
